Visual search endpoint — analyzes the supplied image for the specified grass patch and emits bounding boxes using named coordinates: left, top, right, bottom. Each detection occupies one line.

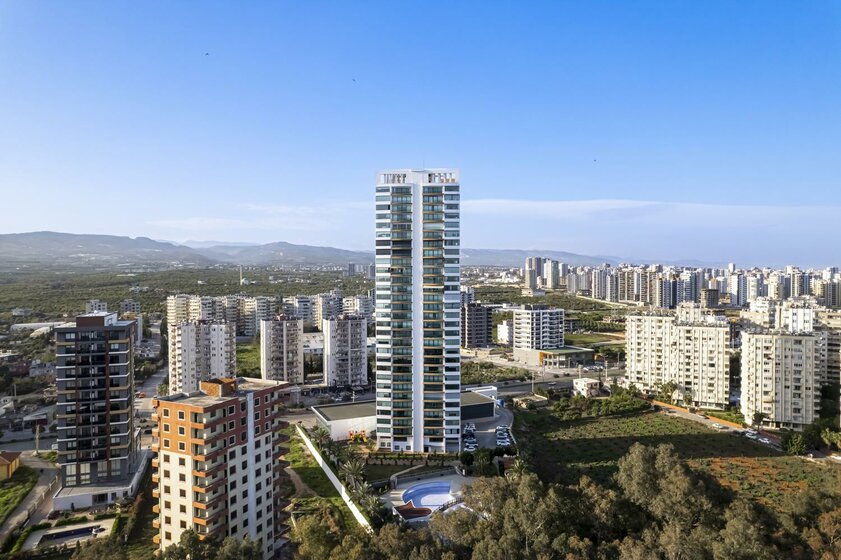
left=282, top=427, right=338, bottom=498
left=0, top=466, right=38, bottom=527
left=36, top=451, right=58, bottom=464
left=236, top=342, right=261, bottom=378
left=461, top=361, right=529, bottom=385
left=362, top=463, right=408, bottom=482
left=515, top=408, right=841, bottom=510
left=564, top=333, right=623, bottom=347
left=705, top=409, right=745, bottom=425
left=123, top=469, right=157, bottom=559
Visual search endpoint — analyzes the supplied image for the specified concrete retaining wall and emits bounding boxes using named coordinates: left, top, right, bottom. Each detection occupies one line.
left=294, top=424, right=373, bottom=533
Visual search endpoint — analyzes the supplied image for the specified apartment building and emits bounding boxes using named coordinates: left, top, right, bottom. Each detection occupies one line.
left=166, top=295, right=277, bottom=337
left=313, top=291, right=343, bottom=327
left=54, top=312, right=141, bottom=508
left=260, top=315, right=304, bottom=384
left=119, top=299, right=141, bottom=314
left=512, top=305, right=564, bottom=351
left=152, top=378, right=288, bottom=558
left=461, top=303, right=492, bottom=348
left=741, top=330, right=822, bottom=430
left=374, top=169, right=461, bottom=453
left=624, top=304, right=733, bottom=408
left=496, top=319, right=513, bottom=346
left=281, top=296, right=315, bottom=327
left=342, top=295, right=374, bottom=325
left=168, top=321, right=236, bottom=394
left=323, top=314, right=367, bottom=388
left=85, top=299, right=108, bottom=313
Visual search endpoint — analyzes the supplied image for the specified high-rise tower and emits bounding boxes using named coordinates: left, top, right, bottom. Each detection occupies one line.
left=374, top=169, right=461, bottom=453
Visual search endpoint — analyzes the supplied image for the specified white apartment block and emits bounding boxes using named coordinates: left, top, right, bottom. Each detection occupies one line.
left=342, top=295, right=374, bottom=324
left=152, top=378, right=287, bottom=557
left=282, top=296, right=315, bottom=327
left=323, top=314, right=367, bottom=388
left=168, top=321, right=236, bottom=394
left=260, top=316, right=305, bottom=384
left=512, top=305, right=564, bottom=351
left=625, top=304, right=733, bottom=408
left=374, top=169, right=461, bottom=453
left=496, top=319, right=514, bottom=346
left=741, top=330, right=823, bottom=430
left=240, top=296, right=277, bottom=338
left=167, top=294, right=276, bottom=337
left=313, top=291, right=343, bottom=327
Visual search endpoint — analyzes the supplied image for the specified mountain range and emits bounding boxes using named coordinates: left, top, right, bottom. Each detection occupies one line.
left=0, top=231, right=619, bottom=268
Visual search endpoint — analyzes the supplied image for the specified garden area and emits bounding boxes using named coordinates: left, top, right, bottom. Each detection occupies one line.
left=461, top=361, right=529, bottom=385
left=514, top=406, right=841, bottom=510
left=0, top=466, right=38, bottom=526
left=235, top=342, right=261, bottom=378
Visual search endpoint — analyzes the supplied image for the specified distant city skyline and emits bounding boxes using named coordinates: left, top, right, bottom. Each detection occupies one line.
left=2, top=2, right=840, bottom=265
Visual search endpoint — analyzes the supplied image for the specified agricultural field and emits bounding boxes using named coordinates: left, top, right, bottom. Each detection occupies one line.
left=514, top=408, right=841, bottom=509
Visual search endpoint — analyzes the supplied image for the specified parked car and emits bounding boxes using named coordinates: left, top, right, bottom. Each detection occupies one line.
left=711, top=423, right=724, bottom=430
left=758, top=437, right=772, bottom=445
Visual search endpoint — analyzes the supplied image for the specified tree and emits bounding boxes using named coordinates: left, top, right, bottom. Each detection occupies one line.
left=713, top=499, right=779, bottom=560
left=157, top=381, right=169, bottom=396
left=781, top=432, right=807, bottom=455
left=505, top=457, right=528, bottom=481
left=752, top=411, right=766, bottom=428
left=310, top=425, right=331, bottom=450
left=459, top=451, right=474, bottom=467
left=216, top=536, right=262, bottom=560
left=72, top=538, right=129, bottom=560
left=161, top=530, right=214, bottom=560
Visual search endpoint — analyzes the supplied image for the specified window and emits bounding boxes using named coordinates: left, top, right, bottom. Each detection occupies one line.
left=163, top=454, right=170, bottom=463
left=178, top=426, right=185, bottom=436
left=178, top=411, right=185, bottom=420
left=179, top=474, right=186, bottom=482
left=178, top=457, right=185, bottom=466
left=163, top=470, right=170, bottom=478
left=179, top=489, right=186, bottom=497
left=163, top=408, right=170, bottom=417
left=180, top=505, right=186, bottom=513
left=164, top=500, right=171, bottom=509
left=163, top=439, right=170, bottom=449
left=163, top=423, right=170, bottom=433
left=178, top=442, right=186, bottom=451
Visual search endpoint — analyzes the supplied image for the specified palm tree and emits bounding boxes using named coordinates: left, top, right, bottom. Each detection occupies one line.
left=310, top=425, right=331, bottom=450
left=506, top=457, right=528, bottom=481
left=340, top=458, right=365, bottom=488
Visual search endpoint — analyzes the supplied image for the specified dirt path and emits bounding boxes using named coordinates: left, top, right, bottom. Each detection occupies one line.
left=285, top=467, right=316, bottom=498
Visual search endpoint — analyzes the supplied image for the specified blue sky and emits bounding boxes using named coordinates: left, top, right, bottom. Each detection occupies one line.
left=1, top=1, right=840, bottom=266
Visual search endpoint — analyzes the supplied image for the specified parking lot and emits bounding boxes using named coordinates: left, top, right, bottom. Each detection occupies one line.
left=464, top=406, right=514, bottom=450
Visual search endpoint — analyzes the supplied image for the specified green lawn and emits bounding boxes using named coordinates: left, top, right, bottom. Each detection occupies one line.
left=0, top=466, right=39, bottom=527
left=563, top=333, right=624, bottom=347
left=236, top=342, right=261, bottom=378
left=515, top=408, right=841, bottom=509
left=363, top=463, right=408, bottom=482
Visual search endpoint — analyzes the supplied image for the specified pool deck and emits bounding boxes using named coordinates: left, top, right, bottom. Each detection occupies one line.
left=383, top=473, right=476, bottom=513
left=22, top=518, right=114, bottom=552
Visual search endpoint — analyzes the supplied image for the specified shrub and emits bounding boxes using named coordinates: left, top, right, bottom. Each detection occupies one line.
left=55, top=515, right=89, bottom=527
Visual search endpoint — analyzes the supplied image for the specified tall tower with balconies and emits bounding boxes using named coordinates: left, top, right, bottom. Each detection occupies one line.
left=54, top=312, right=139, bottom=507
left=374, top=169, right=461, bottom=453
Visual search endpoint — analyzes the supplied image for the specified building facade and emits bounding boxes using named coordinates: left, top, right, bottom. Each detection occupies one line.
left=152, top=378, right=288, bottom=557
left=260, top=315, right=305, bottom=384
left=323, top=314, right=368, bottom=388
left=461, top=303, right=492, bottom=348
left=168, top=321, right=237, bottom=394
left=55, top=312, right=140, bottom=505
left=512, top=305, right=564, bottom=351
left=374, top=169, right=461, bottom=453
left=741, top=330, right=822, bottom=430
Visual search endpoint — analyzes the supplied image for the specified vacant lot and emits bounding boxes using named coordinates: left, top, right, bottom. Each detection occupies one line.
left=514, top=408, right=841, bottom=509
left=0, top=466, right=38, bottom=526
left=236, top=342, right=261, bottom=378
left=563, top=333, right=624, bottom=347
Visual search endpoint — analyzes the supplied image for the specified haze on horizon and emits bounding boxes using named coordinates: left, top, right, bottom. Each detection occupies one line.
left=1, top=2, right=840, bottom=267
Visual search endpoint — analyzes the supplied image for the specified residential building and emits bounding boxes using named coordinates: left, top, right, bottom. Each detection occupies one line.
left=282, top=296, right=315, bottom=327
left=313, top=291, right=343, bottom=327
left=496, top=319, right=513, bottom=346
left=54, top=312, right=141, bottom=508
left=461, top=303, right=492, bottom=348
left=151, top=378, right=288, bottom=557
left=119, top=299, right=141, bottom=314
left=512, top=305, right=564, bottom=352
left=168, top=321, right=236, bottom=394
left=741, top=330, right=822, bottom=430
left=85, top=299, right=108, bottom=313
left=0, top=451, right=21, bottom=480
left=624, top=304, right=733, bottom=408
left=374, top=168, right=461, bottom=453
left=342, top=295, right=374, bottom=325
left=323, top=314, right=367, bottom=388
left=260, top=315, right=304, bottom=384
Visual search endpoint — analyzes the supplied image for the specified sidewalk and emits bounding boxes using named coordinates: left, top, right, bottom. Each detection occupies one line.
left=0, top=452, right=59, bottom=545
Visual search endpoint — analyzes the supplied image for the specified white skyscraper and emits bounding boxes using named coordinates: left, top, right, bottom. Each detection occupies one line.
left=168, top=320, right=236, bottom=394
left=374, top=169, right=461, bottom=453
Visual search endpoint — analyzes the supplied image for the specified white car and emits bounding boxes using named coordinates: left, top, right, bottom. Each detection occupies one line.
left=758, top=437, right=772, bottom=445
left=711, top=423, right=724, bottom=430
left=745, top=432, right=758, bottom=440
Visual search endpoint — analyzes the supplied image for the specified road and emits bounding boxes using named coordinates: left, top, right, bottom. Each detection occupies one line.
left=0, top=452, right=59, bottom=545
left=134, top=367, right=167, bottom=416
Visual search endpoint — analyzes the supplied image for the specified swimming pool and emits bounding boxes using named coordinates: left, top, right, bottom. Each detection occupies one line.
left=401, top=481, right=454, bottom=509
